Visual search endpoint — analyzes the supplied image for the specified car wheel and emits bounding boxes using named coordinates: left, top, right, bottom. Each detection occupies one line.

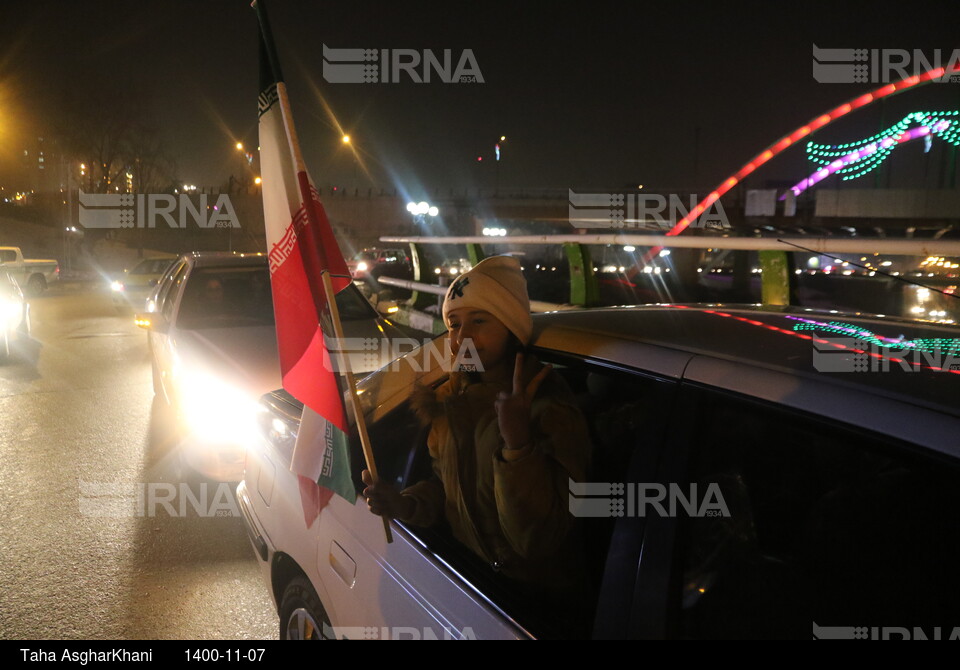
left=279, top=576, right=332, bottom=640
left=27, top=275, right=45, bottom=297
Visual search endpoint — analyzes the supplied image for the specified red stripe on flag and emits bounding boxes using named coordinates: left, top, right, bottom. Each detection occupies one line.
left=270, top=248, right=348, bottom=432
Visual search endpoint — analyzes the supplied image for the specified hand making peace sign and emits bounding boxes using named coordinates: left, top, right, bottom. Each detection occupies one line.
left=494, top=353, right=553, bottom=451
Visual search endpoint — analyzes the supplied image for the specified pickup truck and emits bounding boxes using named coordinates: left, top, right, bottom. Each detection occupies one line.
left=0, top=247, right=60, bottom=295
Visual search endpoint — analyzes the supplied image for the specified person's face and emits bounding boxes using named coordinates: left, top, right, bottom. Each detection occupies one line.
left=204, top=279, right=224, bottom=301
left=446, top=307, right=512, bottom=373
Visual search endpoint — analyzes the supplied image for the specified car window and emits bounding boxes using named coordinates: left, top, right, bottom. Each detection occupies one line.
left=132, top=259, right=173, bottom=275
left=0, top=250, right=16, bottom=263
left=669, top=389, right=960, bottom=639
left=333, top=284, right=379, bottom=322
left=359, top=354, right=673, bottom=639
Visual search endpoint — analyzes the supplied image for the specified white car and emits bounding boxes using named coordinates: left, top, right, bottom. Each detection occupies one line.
left=141, top=252, right=406, bottom=481
left=0, top=270, right=30, bottom=361
left=240, top=305, right=960, bottom=639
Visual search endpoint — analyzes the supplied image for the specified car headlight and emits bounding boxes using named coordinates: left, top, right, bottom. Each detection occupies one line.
left=110, top=280, right=125, bottom=292
left=0, top=298, right=19, bottom=328
left=177, top=371, right=261, bottom=443
left=356, top=261, right=368, bottom=273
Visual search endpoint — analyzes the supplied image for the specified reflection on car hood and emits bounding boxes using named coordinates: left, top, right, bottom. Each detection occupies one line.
left=174, top=317, right=404, bottom=394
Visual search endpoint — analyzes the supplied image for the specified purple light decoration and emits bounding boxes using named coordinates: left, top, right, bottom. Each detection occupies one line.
left=781, top=120, right=952, bottom=199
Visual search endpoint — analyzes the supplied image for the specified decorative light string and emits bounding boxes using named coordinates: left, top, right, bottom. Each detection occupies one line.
left=782, top=113, right=958, bottom=198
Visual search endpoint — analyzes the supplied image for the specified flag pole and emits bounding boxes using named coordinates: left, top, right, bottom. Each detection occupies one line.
left=321, top=269, right=393, bottom=543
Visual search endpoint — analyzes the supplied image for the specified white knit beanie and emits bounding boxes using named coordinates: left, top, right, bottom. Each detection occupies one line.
left=442, top=256, right=533, bottom=345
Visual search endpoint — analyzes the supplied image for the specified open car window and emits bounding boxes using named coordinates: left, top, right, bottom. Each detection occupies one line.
left=353, top=352, right=674, bottom=638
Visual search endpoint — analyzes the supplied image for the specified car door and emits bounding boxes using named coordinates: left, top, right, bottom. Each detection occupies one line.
left=635, top=382, right=960, bottom=639
left=151, top=261, right=189, bottom=404
left=322, top=351, right=681, bottom=639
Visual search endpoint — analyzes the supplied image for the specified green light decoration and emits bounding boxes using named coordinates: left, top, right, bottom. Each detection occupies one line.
left=791, top=319, right=960, bottom=354
left=805, top=111, right=960, bottom=181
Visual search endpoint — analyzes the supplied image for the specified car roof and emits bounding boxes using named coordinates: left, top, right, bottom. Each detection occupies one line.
left=531, top=305, right=960, bottom=457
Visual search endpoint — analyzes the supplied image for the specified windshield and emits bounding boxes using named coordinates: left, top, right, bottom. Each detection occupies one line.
left=176, top=265, right=376, bottom=330
left=131, top=258, right=175, bottom=275
left=176, top=265, right=274, bottom=330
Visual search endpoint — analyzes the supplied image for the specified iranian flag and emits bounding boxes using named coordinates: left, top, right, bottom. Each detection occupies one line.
left=254, top=1, right=359, bottom=527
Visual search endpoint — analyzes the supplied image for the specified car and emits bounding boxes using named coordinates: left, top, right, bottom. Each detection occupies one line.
left=0, top=269, right=30, bottom=362
left=110, top=256, right=177, bottom=309
left=433, top=257, right=472, bottom=278
left=139, top=252, right=407, bottom=482
left=0, top=246, right=59, bottom=296
left=239, top=304, right=960, bottom=639
left=347, top=248, right=411, bottom=280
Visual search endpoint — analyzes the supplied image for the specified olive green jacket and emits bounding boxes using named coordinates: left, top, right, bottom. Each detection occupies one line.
left=401, top=357, right=591, bottom=597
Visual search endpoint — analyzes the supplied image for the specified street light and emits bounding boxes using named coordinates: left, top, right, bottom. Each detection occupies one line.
left=406, top=201, right=439, bottom=227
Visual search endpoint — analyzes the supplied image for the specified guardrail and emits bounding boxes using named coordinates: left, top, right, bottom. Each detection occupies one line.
left=376, top=276, right=577, bottom=314
left=375, top=234, right=960, bottom=319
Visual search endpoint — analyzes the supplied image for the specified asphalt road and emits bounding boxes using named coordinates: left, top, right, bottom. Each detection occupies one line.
left=0, top=281, right=278, bottom=640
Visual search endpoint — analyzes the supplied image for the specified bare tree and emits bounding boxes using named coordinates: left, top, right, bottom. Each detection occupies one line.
left=54, top=83, right=180, bottom=256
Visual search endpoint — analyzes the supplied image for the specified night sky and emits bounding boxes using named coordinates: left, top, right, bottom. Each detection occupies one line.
left=3, top=1, right=960, bottom=198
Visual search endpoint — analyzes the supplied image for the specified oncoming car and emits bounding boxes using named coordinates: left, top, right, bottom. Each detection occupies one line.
left=140, top=252, right=406, bottom=481
left=347, top=248, right=411, bottom=280
left=239, top=305, right=960, bottom=639
left=111, top=256, right=177, bottom=309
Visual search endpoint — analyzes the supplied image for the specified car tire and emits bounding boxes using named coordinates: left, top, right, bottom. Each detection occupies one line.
left=279, top=576, right=332, bottom=640
left=26, top=275, right=45, bottom=297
